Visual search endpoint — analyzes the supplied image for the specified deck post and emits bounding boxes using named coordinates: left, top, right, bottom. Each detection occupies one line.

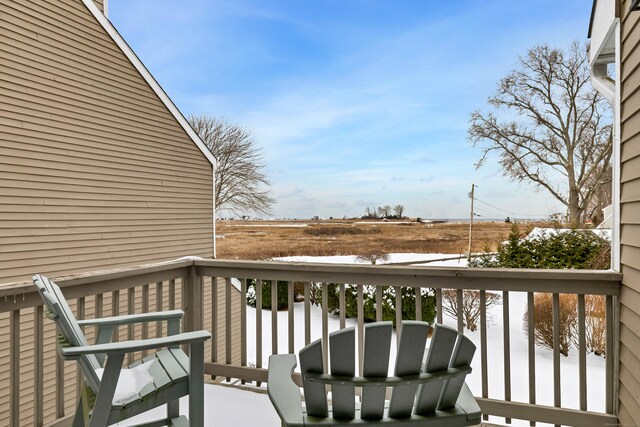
left=183, top=265, right=204, bottom=338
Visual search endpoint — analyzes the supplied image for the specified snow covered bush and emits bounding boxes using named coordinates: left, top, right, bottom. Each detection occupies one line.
left=469, top=223, right=610, bottom=269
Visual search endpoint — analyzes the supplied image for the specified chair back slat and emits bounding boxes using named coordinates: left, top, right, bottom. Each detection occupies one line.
left=438, top=333, right=476, bottom=409
left=299, top=339, right=328, bottom=417
left=360, top=321, right=392, bottom=420
left=387, top=321, right=429, bottom=418
left=414, top=324, right=457, bottom=414
left=329, top=327, right=356, bottom=419
left=32, top=275, right=102, bottom=391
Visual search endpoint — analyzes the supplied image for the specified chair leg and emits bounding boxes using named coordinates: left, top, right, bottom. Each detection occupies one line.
left=72, top=398, right=85, bottom=427
left=189, top=341, right=205, bottom=427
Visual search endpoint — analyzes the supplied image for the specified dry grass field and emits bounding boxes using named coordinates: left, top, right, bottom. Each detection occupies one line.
left=215, top=219, right=549, bottom=260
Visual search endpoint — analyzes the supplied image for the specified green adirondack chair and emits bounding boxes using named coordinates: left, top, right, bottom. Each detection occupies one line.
left=268, top=321, right=481, bottom=426
left=32, top=274, right=212, bottom=427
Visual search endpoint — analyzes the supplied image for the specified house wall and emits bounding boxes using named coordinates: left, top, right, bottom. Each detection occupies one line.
left=0, top=0, right=239, bottom=425
left=618, top=0, right=640, bottom=424
left=0, top=0, right=215, bottom=282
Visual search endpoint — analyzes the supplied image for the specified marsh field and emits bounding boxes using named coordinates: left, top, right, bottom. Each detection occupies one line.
left=215, top=219, right=548, bottom=260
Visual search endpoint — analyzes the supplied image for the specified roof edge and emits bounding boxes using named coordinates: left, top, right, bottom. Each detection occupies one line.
left=80, top=0, right=217, bottom=169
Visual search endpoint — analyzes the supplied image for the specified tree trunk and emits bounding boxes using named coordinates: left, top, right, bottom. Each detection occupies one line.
left=568, top=186, right=582, bottom=227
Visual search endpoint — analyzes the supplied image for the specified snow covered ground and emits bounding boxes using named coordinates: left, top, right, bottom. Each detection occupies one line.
left=120, top=253, right=607, bottom=427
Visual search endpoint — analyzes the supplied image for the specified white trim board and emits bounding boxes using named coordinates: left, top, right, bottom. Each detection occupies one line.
left=81, top=0, right=217, bottom=169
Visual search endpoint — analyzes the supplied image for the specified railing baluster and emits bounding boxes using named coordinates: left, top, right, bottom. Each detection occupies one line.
left=528, top=292, right=536, bottom=427
left=503, top=291, right=511, bottom=424
left=456, top=289, right=464, bottom=333
left=96, top=293, right=103, bottom=318
left=339, top=283, right=346, bottom=329
left=552, top=293, right=560, bottom=427
left=436, top=288, right=443, bottom=324
left=241, top=278, right=247, bottom=373
left=10, top=309, right=19, bottom=427
left=142, top=284, right=149, bottom=358
left=225, top=278, right=232, bottom=372
left=256, top=279, right=263, bottom=372
left=169, top=279, right=176, bottom=310
left=376, top=286, right=383, bottom=322
left=77, top=297, right=85, bottom=396
left=304, top=282, right=311, bottom=345
left=35, top=306, right=44, bottom=427
left=212, top=277, right=218, bottom=367
left=578, top=294, right=587, bottom=412
left=605, top=295, right=614, bottom=414
left=322, top=283, right=329, bottom=371
left=395, top=286, right=402, bottom=338
left=288, top=281, right=294, bottom=354
left=357, top=284, right=364, bottom=374
left=415, top=287, right=422, bottom=321
left=128, top=287, right=135, bottom=365
left=156, top=281, right=163, bottom=338
left=112, top=290, right=120, bottom=342
left=480, top=290, right=488, bottom=422
left=272, top=279, right=278, bottom=355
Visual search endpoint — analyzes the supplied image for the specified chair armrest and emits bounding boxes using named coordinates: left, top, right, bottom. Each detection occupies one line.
left=268, top=354, right=305, bottom=427
left=77, top=310, right=184, bottom=327
left=60, top=330, right=211, bottom=358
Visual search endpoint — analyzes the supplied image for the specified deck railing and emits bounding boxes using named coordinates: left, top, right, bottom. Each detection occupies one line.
left=0, top=258, right=621, bottom=427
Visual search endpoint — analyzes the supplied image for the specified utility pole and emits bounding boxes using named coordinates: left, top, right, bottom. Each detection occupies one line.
left=468, top=184, right=475, bottom=259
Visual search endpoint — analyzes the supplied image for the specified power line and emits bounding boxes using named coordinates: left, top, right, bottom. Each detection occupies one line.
left=473, top=197, right=549, bottom=218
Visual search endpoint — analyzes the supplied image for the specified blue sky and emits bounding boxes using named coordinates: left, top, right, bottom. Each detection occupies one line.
left=109, top=0, right=593, bottom=219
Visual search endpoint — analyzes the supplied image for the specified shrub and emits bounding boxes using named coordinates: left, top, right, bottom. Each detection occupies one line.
left=523, top=293, right=577, bottom=356
left=584, top=295, right=606, bottom=356
left=313, top=284, right=436, bottom=326
left=441, top=290, right=501, bottom=331
left=246, top=279, right=289, bottom=310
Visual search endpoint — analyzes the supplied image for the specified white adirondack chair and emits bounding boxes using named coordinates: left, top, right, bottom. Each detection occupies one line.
left=268, top=321, right=481, bottom=426
left=32, top=274, right=211, bottom=427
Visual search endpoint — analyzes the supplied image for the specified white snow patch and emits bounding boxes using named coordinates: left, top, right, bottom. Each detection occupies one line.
left=276, top=253, right=468, bottom=267
left=96, top=361, right=155, bottom=405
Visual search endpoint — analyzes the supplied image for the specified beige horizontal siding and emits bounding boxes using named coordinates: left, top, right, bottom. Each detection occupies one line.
left=619, top=0, right=640, bottom=424
left=0, top=0, right=215, bottom=287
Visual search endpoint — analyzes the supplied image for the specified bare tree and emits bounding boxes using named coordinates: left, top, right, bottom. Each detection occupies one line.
left=393, top=204, right=405, bottom=218
left=356, top=249, right=390, bottom=265
left=441, top=290, right=501, bottom=331
left=189, top=115, right=274, bottom=216
left=468, top=43, right=612, bottom=226
left=377, top=205, right=392, bottom=218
